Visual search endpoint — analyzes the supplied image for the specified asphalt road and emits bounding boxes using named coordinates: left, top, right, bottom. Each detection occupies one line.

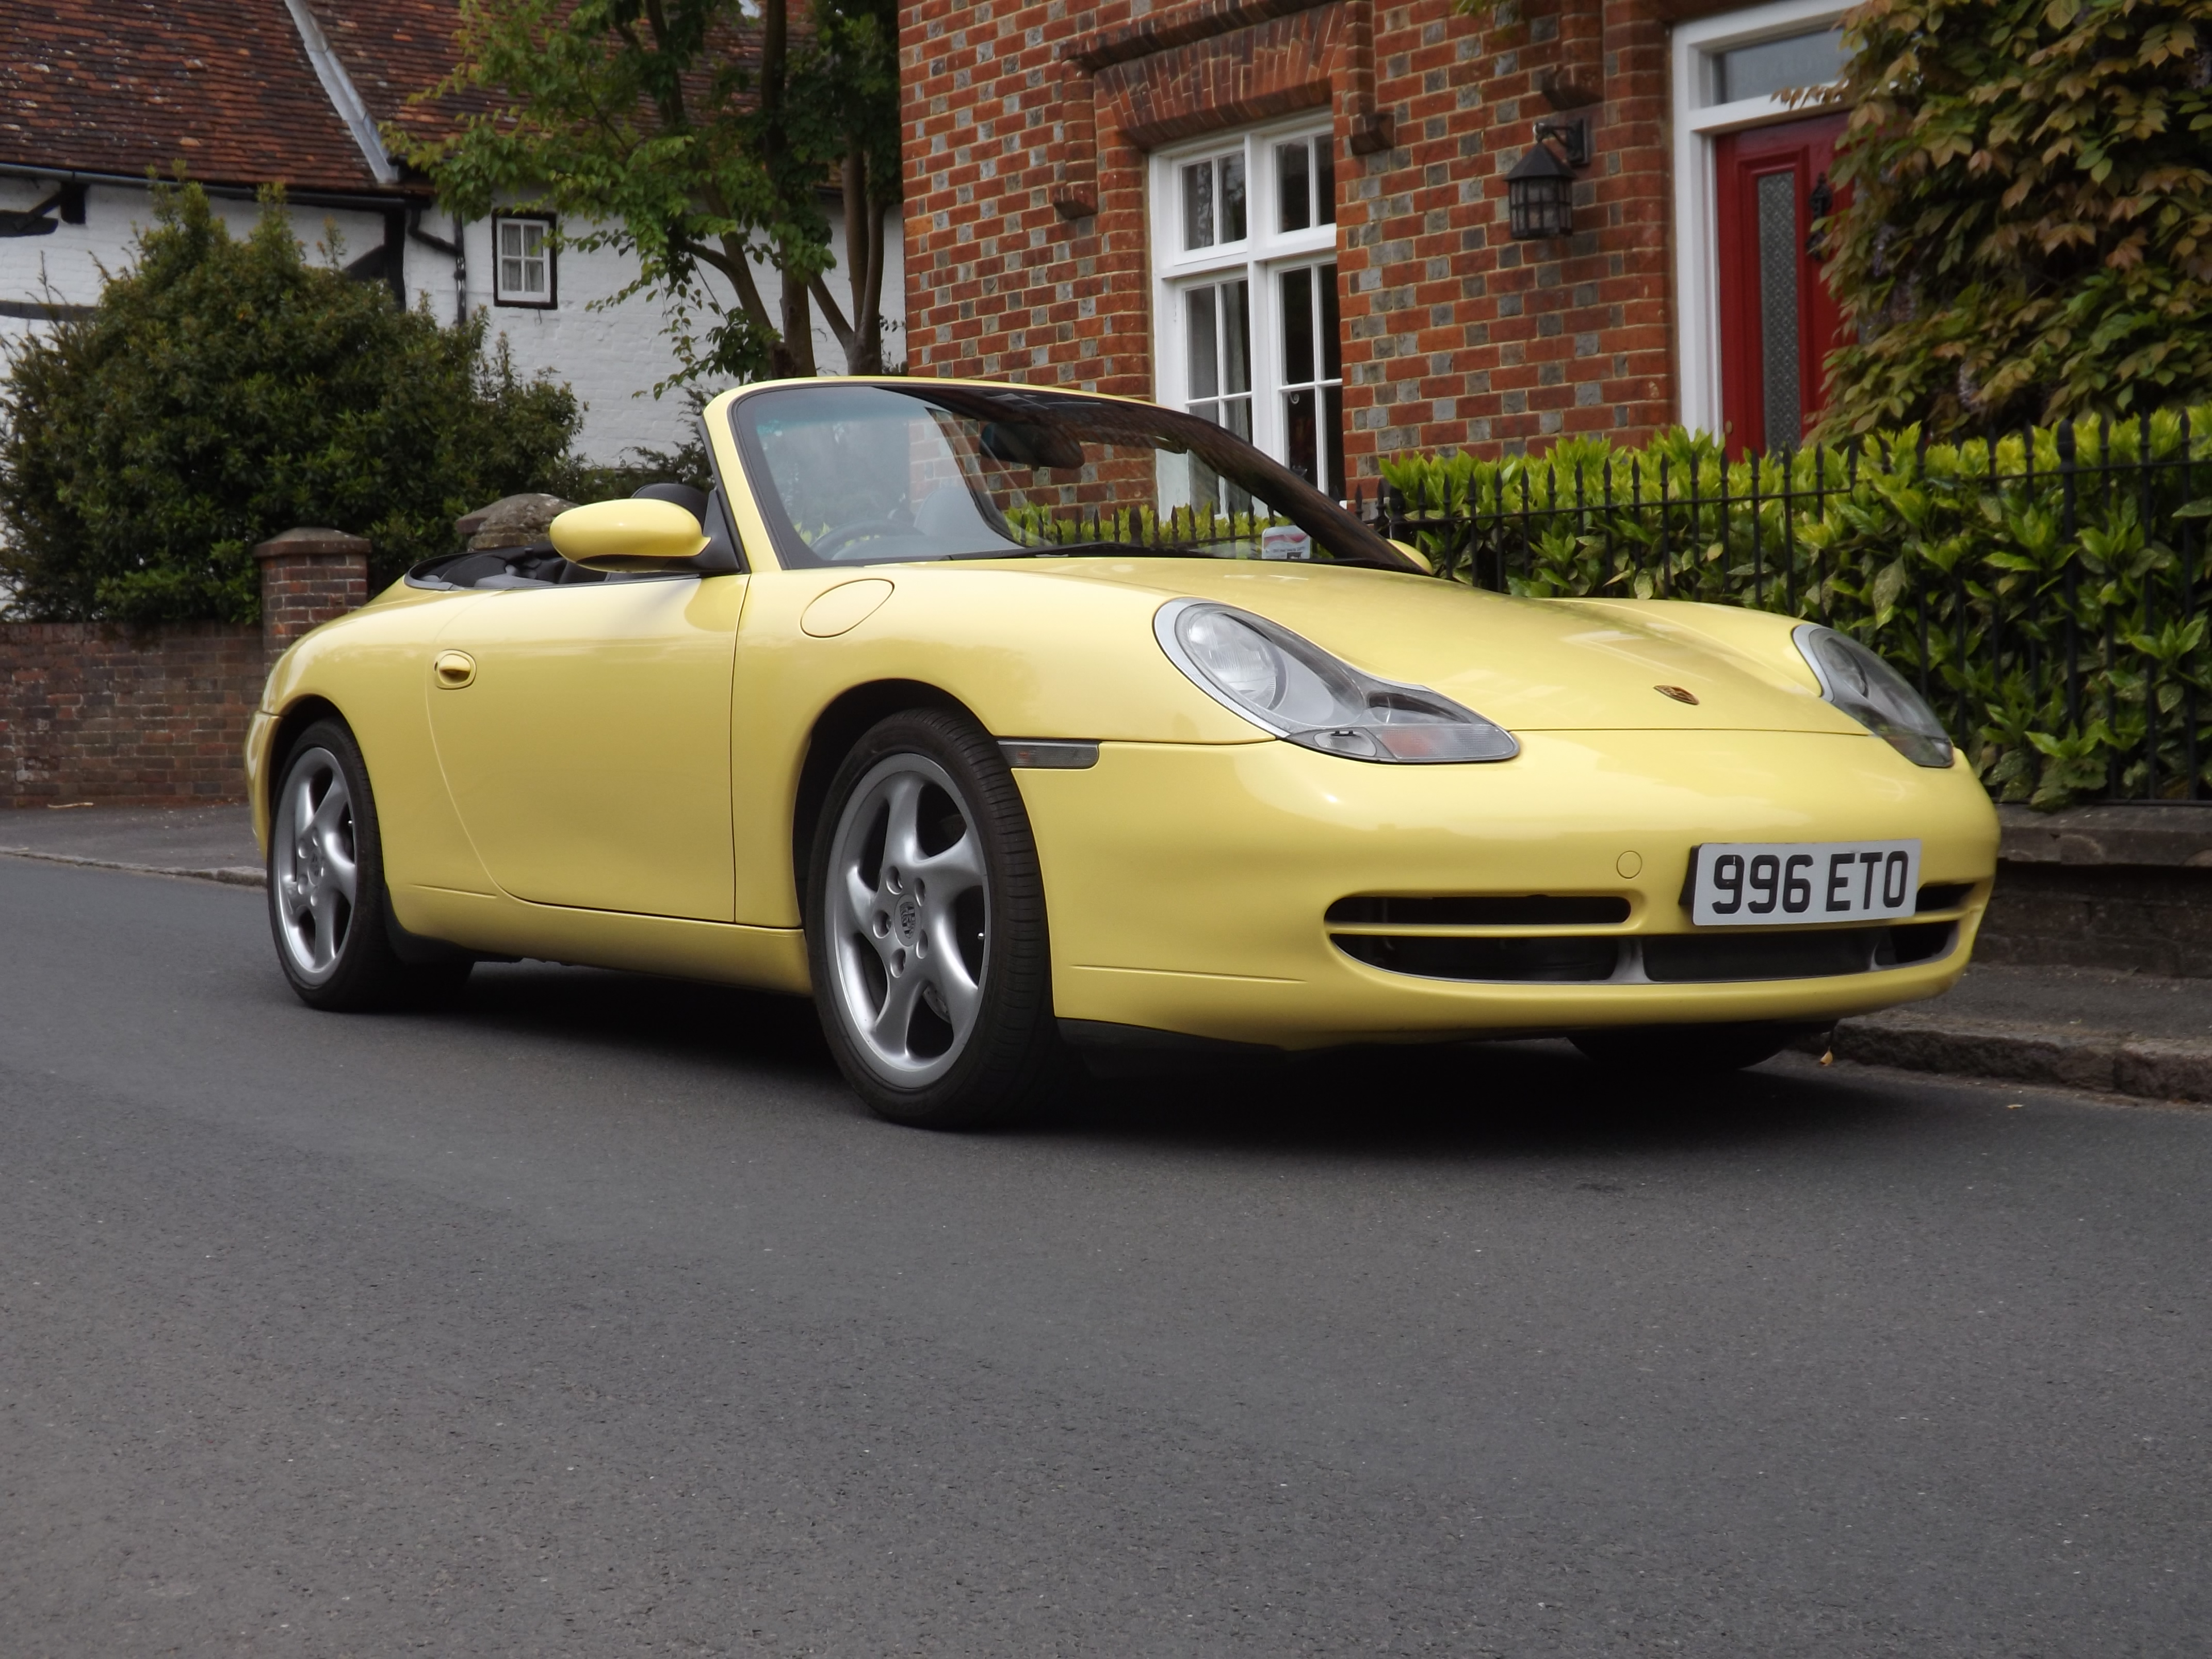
left=3, top=859, right=2206, bottom=1657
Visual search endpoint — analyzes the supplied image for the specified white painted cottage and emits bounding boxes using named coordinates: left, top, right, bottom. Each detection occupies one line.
left=0, top=0, right=902, bottom=463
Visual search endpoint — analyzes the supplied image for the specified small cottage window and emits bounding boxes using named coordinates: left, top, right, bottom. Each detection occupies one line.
left=493, top=214, right=556, bottom=307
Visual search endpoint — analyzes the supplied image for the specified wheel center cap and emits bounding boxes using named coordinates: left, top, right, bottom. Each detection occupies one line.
left=895, top=897, right=920, bottom=944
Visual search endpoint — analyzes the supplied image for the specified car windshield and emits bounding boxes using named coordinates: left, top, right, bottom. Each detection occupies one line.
left=729, top=381, right=1413, bottom=572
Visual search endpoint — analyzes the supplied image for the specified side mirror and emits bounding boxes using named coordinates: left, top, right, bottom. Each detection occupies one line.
left=550, top=499, right=710, bottom=572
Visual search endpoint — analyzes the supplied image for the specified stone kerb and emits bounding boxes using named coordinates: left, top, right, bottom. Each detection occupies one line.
left=253, top=527, right=369, bottom=662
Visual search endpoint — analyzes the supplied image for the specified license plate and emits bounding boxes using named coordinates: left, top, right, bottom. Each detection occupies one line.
left=1686, top=840, right=1921, bottom=926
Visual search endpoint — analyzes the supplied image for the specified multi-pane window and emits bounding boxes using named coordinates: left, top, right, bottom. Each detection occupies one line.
left=1277, top=262, right=1344, bottom=498
left=1184, top=279, right=1251, bottom=441
left=1273, top=135, right=1336, bottom=234
left=493, top=214, right=556, bottom=307
left=1153, top=122, right=1344, bottom=521
left=1181, top=151, right=1247, bottom=250
left=1183, top=279, right=1254, bottom=515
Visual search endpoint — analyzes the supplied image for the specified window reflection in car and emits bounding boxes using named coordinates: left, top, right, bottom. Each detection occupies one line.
left=730, top=381, right=1411, bottom=573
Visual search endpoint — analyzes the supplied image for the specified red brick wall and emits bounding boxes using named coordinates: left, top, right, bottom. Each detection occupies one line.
left=1, top=623, right=265, bottom=808
left=900, top=0, right=1677, bottom=465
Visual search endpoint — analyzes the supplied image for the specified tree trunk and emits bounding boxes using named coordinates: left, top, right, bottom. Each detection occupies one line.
left=758, top=0, right=815, bottom=379
left=775, top=265, right=817, bottom=379
left=856, top=190, right=887, bottom=374
left=842, top=145, right=882, bottom=375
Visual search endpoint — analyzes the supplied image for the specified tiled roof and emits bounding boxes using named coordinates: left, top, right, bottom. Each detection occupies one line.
left=299, top=0, right=487, bottom=152
left=308, top=1, right=769, bottom=152
left=0, top=3, right=768, bottom=198
left=0, top=1, right=397, bottom=194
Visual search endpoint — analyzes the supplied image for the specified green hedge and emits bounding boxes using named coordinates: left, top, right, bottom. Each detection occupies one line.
left=1378, top=414, right=2212, bottom=807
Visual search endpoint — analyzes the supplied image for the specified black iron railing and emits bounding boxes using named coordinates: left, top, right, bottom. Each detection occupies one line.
left=1355, top=411, right=2212, bottom=807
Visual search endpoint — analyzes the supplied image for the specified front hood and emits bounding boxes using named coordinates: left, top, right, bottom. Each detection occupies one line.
left=983, top=558, right=1869, bottom=737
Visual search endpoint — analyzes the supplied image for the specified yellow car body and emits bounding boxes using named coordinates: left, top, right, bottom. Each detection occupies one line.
left=249, top=380, right=1998, bottom=1054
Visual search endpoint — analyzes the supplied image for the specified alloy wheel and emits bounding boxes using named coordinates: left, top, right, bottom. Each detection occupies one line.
left=272, top=746, right=360, bottom=983
left=823, top=752, right=990, bottom=1087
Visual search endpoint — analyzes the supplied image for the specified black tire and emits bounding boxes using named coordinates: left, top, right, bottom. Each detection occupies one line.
left=1571, top=1022, right=1801, bottom=1077
left=805, top=708, right=1068, bottom=1128
left=267, top=718, right=472, bottom=1012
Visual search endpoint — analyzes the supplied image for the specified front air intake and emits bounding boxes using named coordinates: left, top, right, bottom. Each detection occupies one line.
left=1325, top=894, right=1632, bottom=927
left=1333, top=933, right=1621, bottom=982
left=1332, top=922, right=1959, bottom=984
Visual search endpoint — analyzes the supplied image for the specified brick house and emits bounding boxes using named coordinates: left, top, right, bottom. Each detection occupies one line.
left=898, top=0, right=1854, bottom=482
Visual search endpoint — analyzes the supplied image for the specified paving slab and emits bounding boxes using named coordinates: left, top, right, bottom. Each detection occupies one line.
left=0, top=804, right=261, bottom=885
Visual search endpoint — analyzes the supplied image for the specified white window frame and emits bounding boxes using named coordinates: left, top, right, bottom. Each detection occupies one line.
left=1150, top=116, right=1342, bottom=492
left=492, top=212, right=558, bottom=308
left=1671, top=0, right=1849, bottom=437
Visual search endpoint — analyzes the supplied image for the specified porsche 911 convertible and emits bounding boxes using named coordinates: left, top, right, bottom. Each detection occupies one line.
left=248, top=377, right=1999, bottom=1126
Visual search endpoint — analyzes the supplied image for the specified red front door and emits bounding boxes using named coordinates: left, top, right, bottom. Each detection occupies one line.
left=1715, top=114, right=1848, bottom=456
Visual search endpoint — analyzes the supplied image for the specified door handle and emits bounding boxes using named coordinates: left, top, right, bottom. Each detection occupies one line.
left=433, top=649, right=476, bottom=689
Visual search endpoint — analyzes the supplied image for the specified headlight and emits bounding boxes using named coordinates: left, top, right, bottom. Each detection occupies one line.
left=1154, top=599, right=1518, bottom=763
left=1794, top=623, right=1953, bottom=768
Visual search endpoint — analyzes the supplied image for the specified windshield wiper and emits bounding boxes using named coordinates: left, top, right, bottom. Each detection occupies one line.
left=954, top=539, right=1242, bottom=560
left=938, top=540, right=1130, bottom=560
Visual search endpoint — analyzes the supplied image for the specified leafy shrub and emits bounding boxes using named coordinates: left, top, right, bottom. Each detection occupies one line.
left=0, top=182, right=580, bottom=622
left=1817, top=0, right=2212, bottom=436
left=1379, top=411, right=2212, bottom=806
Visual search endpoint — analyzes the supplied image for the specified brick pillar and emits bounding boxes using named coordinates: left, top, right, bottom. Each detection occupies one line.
left=253, top=527, right=369, bottom=661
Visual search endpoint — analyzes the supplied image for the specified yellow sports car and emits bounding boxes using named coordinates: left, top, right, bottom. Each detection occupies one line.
left=249, top=378, right=1999, bottom=1126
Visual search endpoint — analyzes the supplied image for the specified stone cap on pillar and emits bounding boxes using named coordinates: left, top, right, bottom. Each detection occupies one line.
left=254, top=527, right=371, bottom=561
left=457, top=493, right=576, bottom=551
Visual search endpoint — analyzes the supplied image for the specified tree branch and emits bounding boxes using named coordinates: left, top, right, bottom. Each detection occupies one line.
left=714, top=232, right=775, bottom=337
left=809, top=275, right=855, bottom=351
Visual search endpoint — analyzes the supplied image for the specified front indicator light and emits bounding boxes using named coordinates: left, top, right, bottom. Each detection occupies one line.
left=1155, top=599, right=1518, bottom=763
left=1793, top=623, right=1955, bottom=768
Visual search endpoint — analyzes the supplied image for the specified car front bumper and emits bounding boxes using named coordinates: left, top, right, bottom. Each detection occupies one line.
left=1015, top=729, right=2000, bottom=1049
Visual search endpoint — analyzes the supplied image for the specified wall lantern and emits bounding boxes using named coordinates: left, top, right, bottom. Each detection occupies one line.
left=1506, top=118, right=1591, bottom=242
